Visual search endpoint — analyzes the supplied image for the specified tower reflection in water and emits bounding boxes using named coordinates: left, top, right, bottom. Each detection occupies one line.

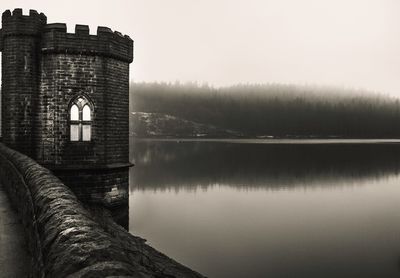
left=54, top=167, right=130, bottom=230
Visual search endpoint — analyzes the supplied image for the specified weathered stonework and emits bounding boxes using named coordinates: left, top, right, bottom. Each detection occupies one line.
left=0, top=9, right=133, bottom=205
left=0, top=143, right=205, bottom=278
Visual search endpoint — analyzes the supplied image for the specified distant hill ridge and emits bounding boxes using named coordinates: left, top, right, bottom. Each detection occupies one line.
left=131, top=112, right=241, bottom=138
left=130, top=82, right=400, bottom=138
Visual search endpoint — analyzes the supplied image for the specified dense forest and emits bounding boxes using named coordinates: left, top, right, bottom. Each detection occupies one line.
left=131, top=82, right=400, bottom=138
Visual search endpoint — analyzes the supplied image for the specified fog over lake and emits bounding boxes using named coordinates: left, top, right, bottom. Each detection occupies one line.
left=3, top=0, right=400, bottom=96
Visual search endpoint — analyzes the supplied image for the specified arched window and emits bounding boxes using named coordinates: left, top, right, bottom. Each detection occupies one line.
left=69, top=96, right=93, bottom=142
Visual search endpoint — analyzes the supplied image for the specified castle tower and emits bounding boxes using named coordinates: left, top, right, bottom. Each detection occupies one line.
left=0, top=9, right=47, bottom=157
left=0, top=9, right=133, bottom=206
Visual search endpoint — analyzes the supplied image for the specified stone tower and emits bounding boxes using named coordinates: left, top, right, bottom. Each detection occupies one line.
left=0, top=9, right=133, bottom=206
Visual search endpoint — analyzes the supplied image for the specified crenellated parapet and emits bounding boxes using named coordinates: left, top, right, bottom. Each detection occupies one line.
left=0, top=9, right=133, bottom=62
left=1, top=9, right=47, bottom=36
left=0, top=9, right=47, bottom=51
left=41, top=23, right=133, bottom=62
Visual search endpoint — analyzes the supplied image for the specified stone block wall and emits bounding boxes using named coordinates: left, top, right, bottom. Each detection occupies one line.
left=37, top=22, right=132, bottom=167
left=0, top=143, right=205, bottom=278
left=1, top=9, right=46, bottom=157
left=37, top=54, right=107, bottom=165
left=104, top=58, right=130, bottom=164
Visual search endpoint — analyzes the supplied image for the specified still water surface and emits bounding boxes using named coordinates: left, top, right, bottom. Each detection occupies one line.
left=129, top=140, right=400, bottom=278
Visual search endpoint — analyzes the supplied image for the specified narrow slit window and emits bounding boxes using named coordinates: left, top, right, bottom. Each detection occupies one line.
left=69, top=97, right=93, bottom=142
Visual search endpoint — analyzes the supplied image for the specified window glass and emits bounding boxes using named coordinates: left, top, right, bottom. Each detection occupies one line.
left=70, top=96, right=93, bottom=142
left=70, top=105, right=79, bottom=121
left=70, top=124, right=80, bottom=141
left=82, top=125, right=91, bottom=141
left=82, top=105, right=91, bottom=121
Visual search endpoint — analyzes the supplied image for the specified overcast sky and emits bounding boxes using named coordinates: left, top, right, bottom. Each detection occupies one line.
left=2, top=0, right=400, bottom=95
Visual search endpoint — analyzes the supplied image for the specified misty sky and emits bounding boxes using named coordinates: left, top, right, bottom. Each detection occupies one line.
left=2, top=0, right=400, bottom=96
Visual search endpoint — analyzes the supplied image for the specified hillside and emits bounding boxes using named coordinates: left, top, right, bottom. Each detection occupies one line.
left=131, top=82, right=400, bottom=138
left=131, top=112, right=242, bottom=138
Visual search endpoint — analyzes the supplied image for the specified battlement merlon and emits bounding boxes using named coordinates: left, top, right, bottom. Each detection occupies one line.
left=1, top=9, right=47, bottom=36
left=41, top=23, right=133, bottom=63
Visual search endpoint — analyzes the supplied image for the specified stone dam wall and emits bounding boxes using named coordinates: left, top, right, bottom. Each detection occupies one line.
left=0, top=143, right=205, bottom=278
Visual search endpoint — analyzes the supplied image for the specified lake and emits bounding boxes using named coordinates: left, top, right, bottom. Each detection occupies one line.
left=129, top=139, right=400, bottom=278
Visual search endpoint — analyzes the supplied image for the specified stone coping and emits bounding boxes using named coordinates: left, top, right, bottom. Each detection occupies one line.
left=0, top=143, right=205, bottom=277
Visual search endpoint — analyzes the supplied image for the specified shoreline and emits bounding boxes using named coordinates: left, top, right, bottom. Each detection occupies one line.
left=132, top=137, right=400, bottom=144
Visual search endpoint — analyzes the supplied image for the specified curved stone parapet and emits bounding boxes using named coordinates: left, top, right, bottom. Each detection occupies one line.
left=0, top=143, right=205, bottom=278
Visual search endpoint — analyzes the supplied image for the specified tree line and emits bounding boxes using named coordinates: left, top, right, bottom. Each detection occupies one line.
left=133, top=82, right=400, bottom=138
left=130, top=82, right=400, bottom=138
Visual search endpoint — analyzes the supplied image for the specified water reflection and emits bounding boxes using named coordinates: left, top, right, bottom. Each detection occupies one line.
left=131, top=140, right=400, bottom=191
left=55, top=168, right=130, bottom=230
left=129, top=140, right=400, bottom=278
